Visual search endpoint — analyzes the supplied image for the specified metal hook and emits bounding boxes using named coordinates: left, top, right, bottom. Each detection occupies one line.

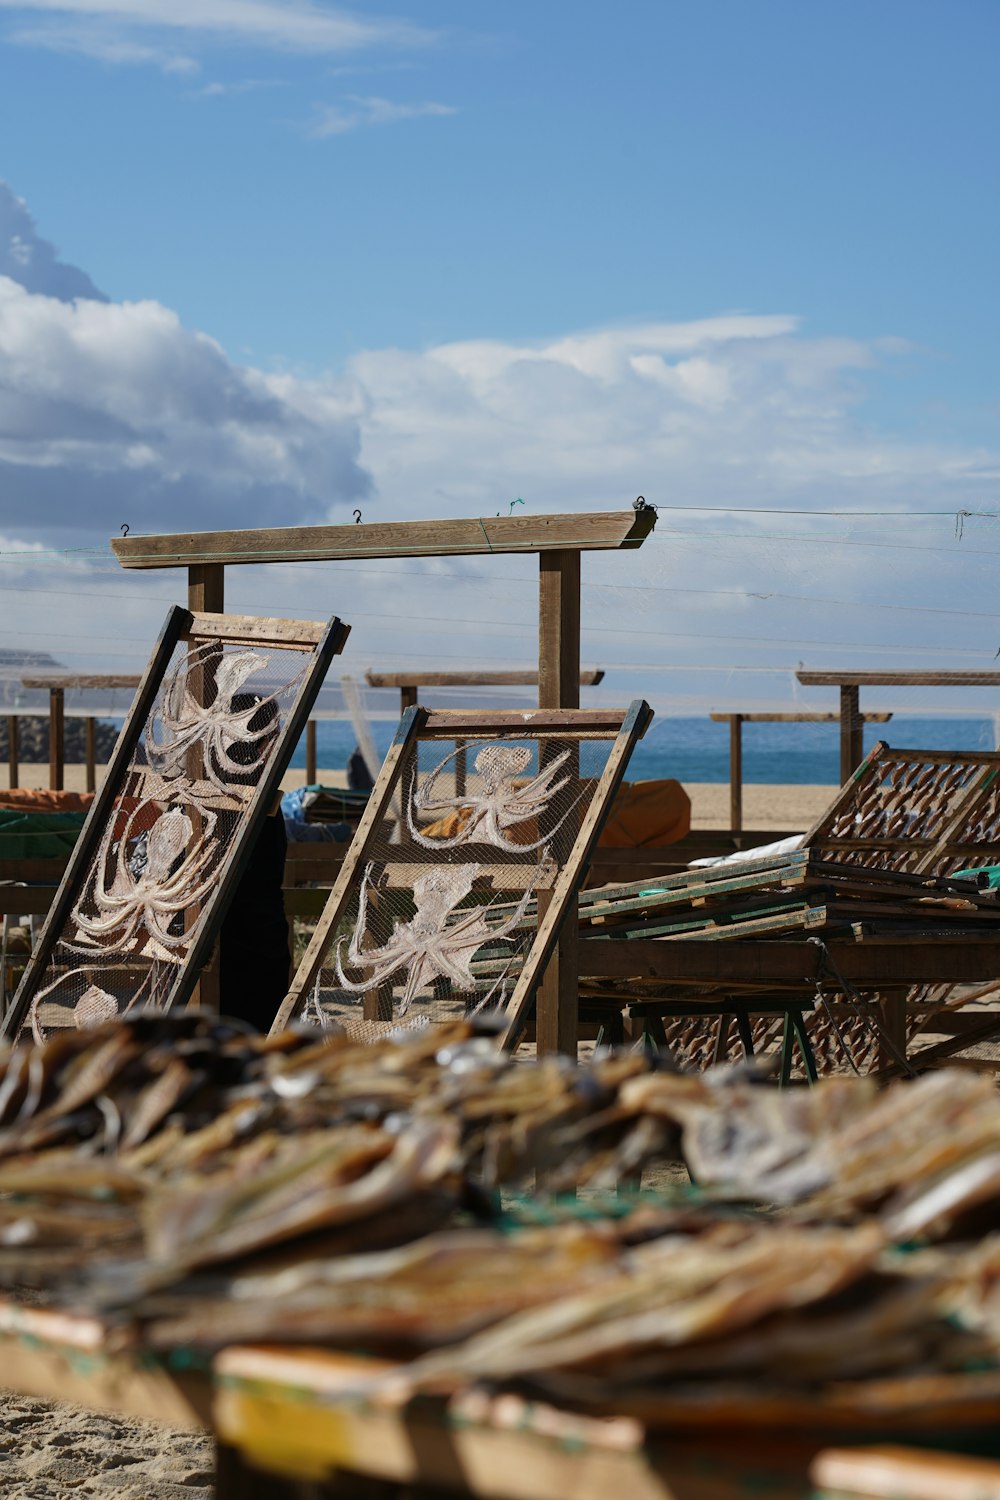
left=120, top=523, right=130, bottom=537
left=353, top=509, right=362, bottom=524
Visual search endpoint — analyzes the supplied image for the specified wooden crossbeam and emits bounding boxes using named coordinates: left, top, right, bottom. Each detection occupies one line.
left=111, top=509, right=657, bottom=568
left=366, top=669, right=605, bottom=688
left=579, top=937, right=1000, bottom=985
left=20, top=674, right=141, bottom=691
left=798, top=671, right=1000, bottom=687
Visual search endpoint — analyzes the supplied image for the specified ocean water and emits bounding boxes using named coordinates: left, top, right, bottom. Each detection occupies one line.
left=288, top=716, right=1000, bottom=786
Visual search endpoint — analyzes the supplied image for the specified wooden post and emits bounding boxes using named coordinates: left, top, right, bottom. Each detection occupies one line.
left=729, top=713, right=743, bottom=834
left=186, top=564, right=224, bottom=1011
left=840, top=684, right=863, bottom=783
left=536, top=550, right=581, bottom=1057
left=455, top=738, right=467, bottom=798
left=399, top=685, right=418, bottom=714
left=305, top=720, right=317, bottom=784
left=84, top=717, right=97, bottom=794
left=49, top=688, right=64, bottom=792
left=6, top=716, right=17, bottom=790
left=187, top=563, right=225, bottom=614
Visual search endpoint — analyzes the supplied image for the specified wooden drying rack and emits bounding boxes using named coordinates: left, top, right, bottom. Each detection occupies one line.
left=111, top=507, right=657, bottom=1053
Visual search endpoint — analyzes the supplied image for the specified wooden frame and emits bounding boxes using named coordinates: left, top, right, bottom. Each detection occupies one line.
left=271, top=700, right=652, bottom=1049
left=112, top=506, right=657, bottom=1053
left=3, top=607, right=349, bottom=1041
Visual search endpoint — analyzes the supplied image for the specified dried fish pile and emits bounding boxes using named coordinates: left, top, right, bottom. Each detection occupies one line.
left=0, top=1012, right=685, bottom=1295
left=1, top=1015, right=1000, bottom=1425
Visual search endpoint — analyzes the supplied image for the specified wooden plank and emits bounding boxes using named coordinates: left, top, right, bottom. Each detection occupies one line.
left=811, top=1444, right=1000, bottom=1500
left=422, top=709, right=625, bottom=736
left=709, top=712, right=892, bottom=723
left=366, top=669, right=605, bottom=688
left=186, top=612, right=326, bottom=650
left=21, top=674, right=141, bottom=691
left=0, top=886, right=56, bottom=915
left=500, top=700, right=653, bottom=1051
left=6, top=715, right=17, bottom=790
left=270, top=708, right=425, bottom=1033
left=48, top=687, right=64, bottom=792
left=579, top=937, right=1000, bottom=985
left=305, top=719, right=317, bottom=784
left=799, top=670, right=1000, bottom=686
left=112, top=508, right=658, bottom=569
left=0, top=857, right=71, bottom=883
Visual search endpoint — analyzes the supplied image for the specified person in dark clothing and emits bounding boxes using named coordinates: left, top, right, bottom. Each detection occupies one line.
left=217, top=692, right=291, bottom=1032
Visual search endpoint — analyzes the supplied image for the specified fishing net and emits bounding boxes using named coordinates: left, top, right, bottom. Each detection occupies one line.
left=284, top=710, right=642, bottom=1038
left=10, top=610, right=342, bottom=1044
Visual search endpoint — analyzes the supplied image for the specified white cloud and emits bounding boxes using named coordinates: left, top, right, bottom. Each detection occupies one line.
left=2, top=182, right=998, bottom=705
left=0, top=1, right=436, bottom=63
left=0, top=193, right=370, bottom=540
left=309, top=94, right=457, bottom=137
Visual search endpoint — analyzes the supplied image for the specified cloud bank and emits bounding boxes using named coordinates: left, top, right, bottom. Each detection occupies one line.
left=0, top=181, right=370, bottom=538
left=2, top=180, right=999, bottom=705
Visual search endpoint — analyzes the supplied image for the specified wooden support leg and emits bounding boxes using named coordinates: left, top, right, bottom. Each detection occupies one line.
left=536, top=550, right=581, bottom=1058
left=729, top=714, right=743, bottom=835
left=49, top=687, right=64, bottom=792
left=306, top=719, right=317, bottom=784
left=879, top=990, right=908, bottom=1072
left=712, top=1012, right=733, bottom=1066
left=7, top=715, right=18, bottom=790
left=735, top=1009, right=755, bottom=1058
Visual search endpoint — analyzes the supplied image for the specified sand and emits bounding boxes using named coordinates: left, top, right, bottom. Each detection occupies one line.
left=3, top=763, right=836, bottom=834
left=0, top=1392, right=213, bottom=1499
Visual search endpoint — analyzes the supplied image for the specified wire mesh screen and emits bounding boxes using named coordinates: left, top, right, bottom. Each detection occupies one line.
left=295, top=723, right=626, bottom=1037
left=807, top=744, right=1000, bottom=876
left=13, top=612, right=341, bottom=1043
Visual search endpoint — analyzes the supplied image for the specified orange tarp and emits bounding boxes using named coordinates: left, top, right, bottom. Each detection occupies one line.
left=0, top=789, right=94, bottom=814
left=597, top=779, right=691, bottom=848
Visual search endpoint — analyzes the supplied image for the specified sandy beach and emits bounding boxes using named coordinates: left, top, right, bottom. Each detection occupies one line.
left=3, top=763, right=837, bottom=834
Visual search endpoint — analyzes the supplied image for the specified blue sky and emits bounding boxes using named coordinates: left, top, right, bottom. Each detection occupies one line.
left=0, top=1, right=999, bottom=707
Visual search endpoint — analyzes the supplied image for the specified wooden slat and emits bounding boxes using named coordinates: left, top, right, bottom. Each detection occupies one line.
left=186, top=612, right=327, bottom=650
left=811, top=1444, right=1000, bottom=1500
left=366, top=669, right=605, bottom=688
left=112, top=509, right=658, bottom=569
left=187, top=563, right=225, bottom=614
left=6, top=714, right=17, bottom=790
left=421, top=709, right=627, bottom=736
left=21, top=674, right=141, bottom=691
left=798, top=670, right=1000, bottom=686
left=709, top=712, right=893, bottom=723
left=579, top=937, right=1000, bottom=985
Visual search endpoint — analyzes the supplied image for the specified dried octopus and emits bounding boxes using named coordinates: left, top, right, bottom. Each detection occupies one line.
left=332, top=861, right=534, bottom=1015
left=147, top=643, right=292, bottom=793
left=407, top=741, right=577, bottom=854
